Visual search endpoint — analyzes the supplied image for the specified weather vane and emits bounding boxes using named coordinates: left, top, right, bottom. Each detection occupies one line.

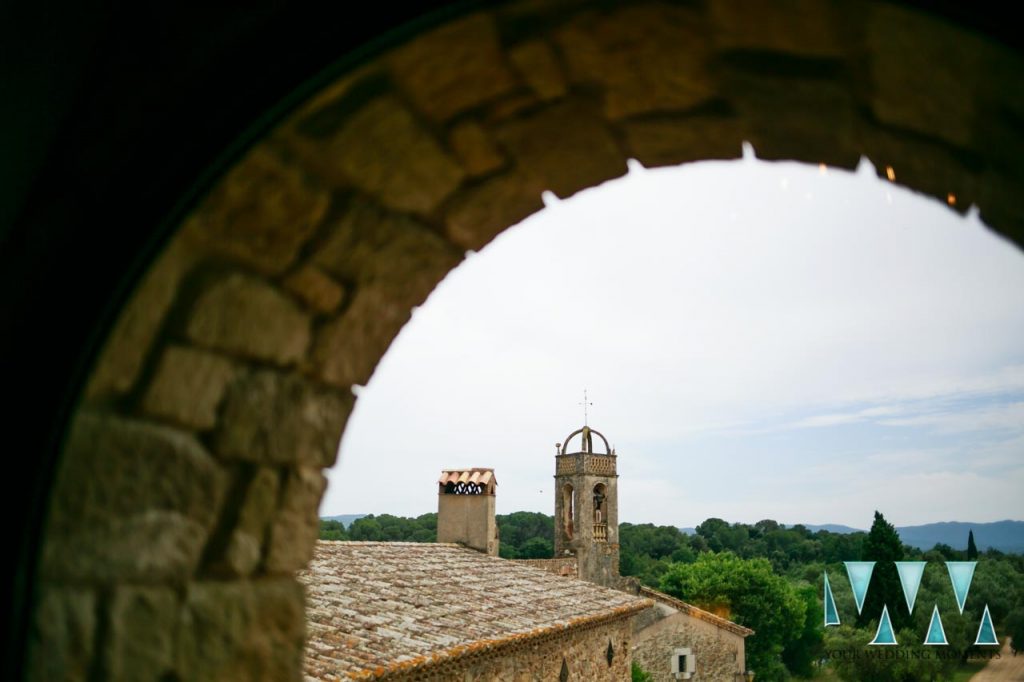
left=579, top=389, right=592, bottom=426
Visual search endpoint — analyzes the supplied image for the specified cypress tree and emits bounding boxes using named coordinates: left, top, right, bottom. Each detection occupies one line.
left=967, top=529, right=978, bottom=560
left=856, top=511, right=912, bottom=632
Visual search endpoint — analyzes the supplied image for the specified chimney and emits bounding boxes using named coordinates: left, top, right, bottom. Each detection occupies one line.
left=436, top=468, right=498, bottom=556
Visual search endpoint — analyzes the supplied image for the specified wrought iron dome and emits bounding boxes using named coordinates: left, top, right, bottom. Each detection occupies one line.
left=559, top=426, right=615, bottom=456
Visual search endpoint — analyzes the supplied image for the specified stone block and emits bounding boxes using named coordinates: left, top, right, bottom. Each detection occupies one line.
left=42, top=412, right=226, bottom=582
left=496, top=100, right=627, bottom=198
left=266, top=467, right=328, bottom=574
left=185, top=272, right=310, bottom=365
left=215, top=370, right=352, bottom=467
left=508, top=40, right=567, bottom=101
left=84, top=237, right=197, bottom=401
left=180, top=146, right=329, bottom=275
left=443, top=170, right=544, bottom=251
left=105, top=586, right=179, bottom=682
left=311, top=284, right=414, bottom=388
left=556, top=4, right=714, bottom=119
left=388, top=13, right=519, bottom=121
left=313, top=197, right=461, bottom=303
left=177, top=578, right=305, bottom=682
left=862, top=127, right=979, bottom=212
left=283, top=265, right=346, bottom=314
left=315, top=95, right=465, bottom=214
left=449, top=120, right=506, bottom=176
left=141, top=345, right=237, bottom=430
left=710, top=0, right=844, bottom=57
left=624, top=116, right=744, bottom=167
left=26, top=586, right=95, bottom=682
left=866, top=4, right=982, bottom=149
left=723, top=71, right=862, bottom=169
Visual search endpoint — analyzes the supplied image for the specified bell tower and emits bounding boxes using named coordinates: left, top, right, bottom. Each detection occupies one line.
left=553, top=425, right=619, bottom=587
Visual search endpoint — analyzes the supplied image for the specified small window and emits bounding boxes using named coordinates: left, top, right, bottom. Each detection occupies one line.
left=559, top=658, right=569, bottom=682
left=606, top=640, right=614, bottom=666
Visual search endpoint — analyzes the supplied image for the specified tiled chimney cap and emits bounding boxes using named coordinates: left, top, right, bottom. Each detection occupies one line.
left=438, top=468, right=496, bottom=494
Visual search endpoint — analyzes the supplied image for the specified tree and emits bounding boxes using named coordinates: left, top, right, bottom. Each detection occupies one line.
left=782, top=584, right=824, bottom=678
left=857, top=511, right=911, bottom=632
left=660, top=552, right=807, bottom=681
left=967, top=529, right=979, bottom=560
left=1006, top=606, right=1024, bottom=654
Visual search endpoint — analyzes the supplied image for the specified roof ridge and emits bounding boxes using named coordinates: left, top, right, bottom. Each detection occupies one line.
left=638, top=586, right=754, bottom=637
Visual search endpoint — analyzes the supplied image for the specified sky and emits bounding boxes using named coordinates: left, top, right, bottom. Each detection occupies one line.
left=320, top=147, right=1024, bottom=529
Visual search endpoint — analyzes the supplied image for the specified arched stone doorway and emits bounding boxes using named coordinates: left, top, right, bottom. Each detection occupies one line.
left=16, top=1, right=1024, bottom=679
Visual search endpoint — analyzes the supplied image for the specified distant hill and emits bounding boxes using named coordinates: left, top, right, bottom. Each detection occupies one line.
left=896, top=520, right=1024, bottom=554
left=322, top=514, right=367, bottom=528
left=791, top=523, right=863, bottom=534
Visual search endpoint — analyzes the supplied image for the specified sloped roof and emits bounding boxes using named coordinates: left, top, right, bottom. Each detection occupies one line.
left=436, top=468, right=496, bottom=487
left=301, top=542, right=652, bottom=680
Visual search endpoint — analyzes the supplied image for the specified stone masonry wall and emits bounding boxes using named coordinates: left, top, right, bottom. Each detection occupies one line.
left=363, top=615, right=635, bottom=681
left=633, top=608, right=747, bottom=682
left=32, top=1, right=1024, bottom=679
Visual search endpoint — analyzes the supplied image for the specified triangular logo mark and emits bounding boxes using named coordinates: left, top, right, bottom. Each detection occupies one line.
left=823, top=572, right=840, bottom=626
left=895, top=561, right=927, bottom=614
left=923, top=605, right=948, bottom=645
left=845, top=561, right=875, bottom=615
left=946, top=561, right=977, bottom=614
left=869, top=604, right=898, bottom=645
left=974, top=605, right=999, bottom=646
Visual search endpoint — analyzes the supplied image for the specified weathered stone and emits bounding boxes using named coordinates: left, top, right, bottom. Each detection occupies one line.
left=180, top=146, right=329, bottom=275
left=862, top=127, right=979, bottom=212
left=556, top=5, right=714, bottom=119
left=448, top=120, right=506, bottom=176
left=237, top=466, right=282, bottom=537
left=312, top=284, right=415, bottom=388
left=177, top=578, right=305, bottom=682
left=202, top=468, right=280, bottom=578
left=217, top=530, right=262, bottom=578
left=318, top=95, right=465, bottom=215
left=266, top=467, right=328, bottom=574
left=313, top=197, right=461, bottom=303
left=185, top=272, right=310, bottom=365
left=26, top=586, right=95, bottom=682
left=215, top=370, right=352, bottom=467
left=485, top=91, right=542, bottom=123
left=866, top=4, right=982, bottom=149
left=496, top=100, right=627, bottom=198
left=978, top=170, right=1024, bottom=249
left=283, top=265, right=346, bottom=314
left=710, top=0, right=844, bottom=56
left=43, top=510, right=210, bottom=584
left=624, top=116, right=744, bottom=168
left=723, top=71, right=861, bottom=169
left=389, top=13, right=518, bottom=121
left=443, top=170, right=544, bottom=251
left=106, top=586, right=179, bottom=682
left=141, top=345, right=237, bottom=430
left=509, top=40, right=567, bottom=101
left=84, top=237, right=198, bottom=401
left=43, top=412, right=226, bottom=582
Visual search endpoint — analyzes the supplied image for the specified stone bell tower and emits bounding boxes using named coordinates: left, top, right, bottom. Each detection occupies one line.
left=553, top=425, right=619, bottom=587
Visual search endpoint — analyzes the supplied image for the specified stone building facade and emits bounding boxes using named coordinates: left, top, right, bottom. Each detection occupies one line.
left=546, top=426, right=753, bottom=681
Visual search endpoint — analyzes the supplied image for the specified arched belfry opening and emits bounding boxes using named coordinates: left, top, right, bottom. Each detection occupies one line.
left=554, top=426, right=620, bottom=586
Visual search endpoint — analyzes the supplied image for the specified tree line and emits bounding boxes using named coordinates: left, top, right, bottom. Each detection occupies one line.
left=320, top=512, right=1024, bottom=681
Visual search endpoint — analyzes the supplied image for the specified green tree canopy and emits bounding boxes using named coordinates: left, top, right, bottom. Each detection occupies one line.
left=857, top=511, right=912, bottom=632
left=660, top=552, right=808, bottom=681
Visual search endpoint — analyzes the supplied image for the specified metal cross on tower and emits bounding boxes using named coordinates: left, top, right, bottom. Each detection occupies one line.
left=579, top=389, right=592, bottom=425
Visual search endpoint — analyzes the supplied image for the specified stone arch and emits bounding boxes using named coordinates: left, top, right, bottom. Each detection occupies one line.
left=24, top=1, right=1024, bottom=679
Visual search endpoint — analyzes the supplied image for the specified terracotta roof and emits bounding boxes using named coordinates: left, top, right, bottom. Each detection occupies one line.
left=638, top=586, right=755, bottom=637
left=301, top=542, right=652, bottom=680
left=437, top=468, right=496, bottom=487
